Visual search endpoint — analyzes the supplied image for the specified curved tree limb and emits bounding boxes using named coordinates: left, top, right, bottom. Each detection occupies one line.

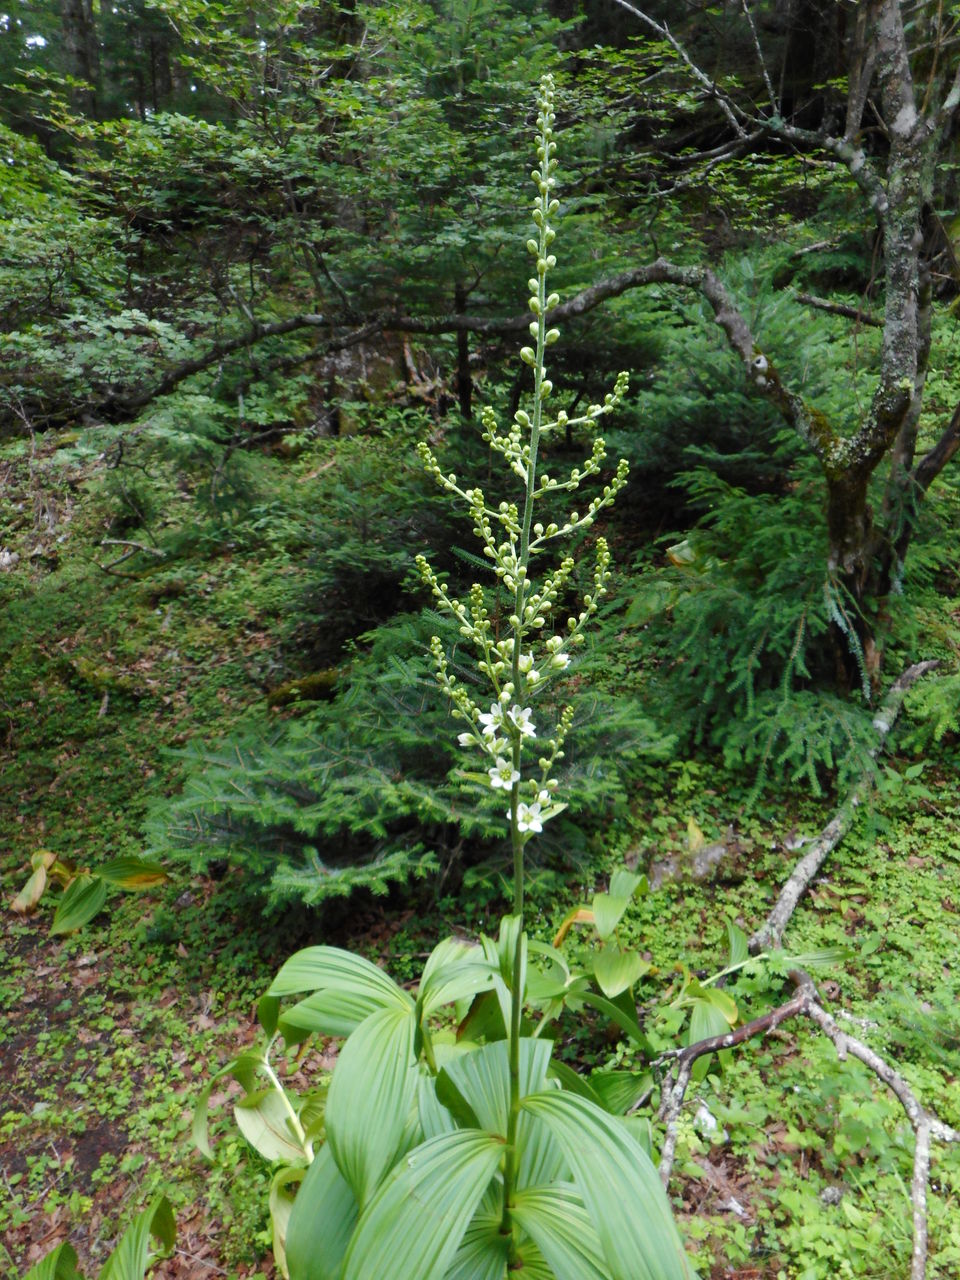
left=655, top=971, right=960, bottom=1277
left=748, top=659, right=940, bottom=954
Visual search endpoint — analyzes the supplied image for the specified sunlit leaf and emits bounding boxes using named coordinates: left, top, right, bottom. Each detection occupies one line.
left=98, top=1196, right=175, bottom=1280
left=234, top=1088, right=307, bottom=1165
left=512, top=1183, right=609, bottom=1279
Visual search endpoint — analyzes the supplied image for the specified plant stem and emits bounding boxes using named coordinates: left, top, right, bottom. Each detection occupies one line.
left=500, top=82, right=553, bottom=1263
left=262, top=1040, right=313, bottom=1162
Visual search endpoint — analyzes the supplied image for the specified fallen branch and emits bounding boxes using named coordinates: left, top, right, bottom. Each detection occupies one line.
left=748, top=659, right=939, bottom=953
left=655, top=971, right=960, bottom=1277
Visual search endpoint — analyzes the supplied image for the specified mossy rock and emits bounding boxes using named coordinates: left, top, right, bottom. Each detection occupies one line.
left=267, top=669, right=340, bottom=708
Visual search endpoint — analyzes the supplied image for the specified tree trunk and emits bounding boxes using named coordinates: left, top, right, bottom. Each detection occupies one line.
left=60, top=0, right=100, bottom=116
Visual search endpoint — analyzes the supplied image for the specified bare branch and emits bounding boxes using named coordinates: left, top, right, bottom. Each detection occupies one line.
left=793, top=292, right=882, bottom=327
left=748, top=660, right=940, bottom=953
left=739, top=0, right=778, bottom=115
left=912, top=400, right=960, bottom=493
left=606, top=0, right=750, bottom=138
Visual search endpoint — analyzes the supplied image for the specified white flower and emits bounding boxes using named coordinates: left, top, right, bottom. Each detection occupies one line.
left=457, top=732, right=474, bottom=747
left=478, top=703, right=505, bottom=738
left=538, top=789, right=550, bottom=805
left=550, top=652, right=570, bottom=670
left=525, top=668, right=540, bottom=685
left=518, top=652, right=535, bottom=672
left=489, top=757, right=520, bottom=789
left=508, top=705, right=536, bottom=738
left=515, top=802, right=543, bottom=834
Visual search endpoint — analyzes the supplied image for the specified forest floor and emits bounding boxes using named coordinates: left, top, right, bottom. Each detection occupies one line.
left=2, top=431, right=960, bottom=1280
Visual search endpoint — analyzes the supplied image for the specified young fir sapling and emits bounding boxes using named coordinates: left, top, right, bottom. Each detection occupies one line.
left=192, top=76, right=695, bottom=1280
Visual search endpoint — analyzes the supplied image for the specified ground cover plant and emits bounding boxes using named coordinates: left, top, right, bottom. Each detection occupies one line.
left=3, top=3, right=960, bottom=1279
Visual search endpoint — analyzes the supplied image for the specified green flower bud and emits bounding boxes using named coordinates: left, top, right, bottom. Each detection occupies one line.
left=520, top=347, right=536, bottom=365
left=526, top=239, right=539, bottom=254
left=545, top=329, right=560, bottom=345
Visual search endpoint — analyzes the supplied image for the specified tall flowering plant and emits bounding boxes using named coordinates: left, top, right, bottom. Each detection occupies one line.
left=197, top=77, right=695, bottom=1280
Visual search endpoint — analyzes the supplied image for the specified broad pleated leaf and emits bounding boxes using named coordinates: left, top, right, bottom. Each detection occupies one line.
left=418, top=938, right=497, bottom=1017
left=445, top=1204, right=508, bottom=1280
left=234, top=1088, right=308, bottom=1165
left=687, top=996, right=733, bottom=1046
left=285, top=1143, right=358, bottom=1280
left=340, top=1130, right=503, bottom=1280
left=23, top=1243, right=82, bottom=1280
left=589, top=1070, right=652, bottom=1116
left=438, top=1038, right=551, bottom=1135
left=279, top=987, right=392, bottom=1041
left=418, top=1071, right=457, bottom=1140
left=521, top=1091, right=696, bottom=1280
left=268, top=946, right=413, bottom=1009
left=512, top=1184, right=609, bottom=1280
left=51, top=874, right=108, bottom=934
left=98, top=1195, right=175, bottom=1280
left=325, top=1005, right=418, bottom=1206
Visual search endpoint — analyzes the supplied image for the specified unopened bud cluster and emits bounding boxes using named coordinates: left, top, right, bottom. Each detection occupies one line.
left=416, top=75, right=631, bottom=841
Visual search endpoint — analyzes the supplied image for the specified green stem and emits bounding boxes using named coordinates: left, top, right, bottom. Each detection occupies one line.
left=262, top=1041, right=313, bottom=1163
left=500, top=87, right=553, bottom=1265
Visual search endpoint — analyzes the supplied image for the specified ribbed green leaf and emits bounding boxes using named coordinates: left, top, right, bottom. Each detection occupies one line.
left=51, top=875, right=108, bottom=934
left=608, top=870, right=646, bottom=901
left=512, top=1184, right=609, bottom=1280
left=438, top=1038, right=551, bottom=1135
left=268, top=945, right=413, bottom=1008
left=340, top=1130, right=503, bottom=1280
left=23, top=1243, right=82, bottom=1280
left=234, top=1088, right=308, bottom=1165
left=419, top=938, right=497, bottom=1017
left=98, top=1196, right=175, bottom=1280
left=592, top=947, right=646, bottom=998
left=285, top=1144, right=358, bottom=1280
left=325, top=1005, right=418, bottom=1206
left=687, top=997, right=732, bottom=1045
left=437, top=1039, right=565, bottom=1189
left=521, top=1092, right=696, bottom=1280
left=589, top=1070, right=652, bottom=1116
left=279, top=987, right=392, bottom=1041
left=591, top=893, right=629, bottom=939
left=445, top=1205, right=508, bottom=1280
left=726, top=921, right=749, bottom=967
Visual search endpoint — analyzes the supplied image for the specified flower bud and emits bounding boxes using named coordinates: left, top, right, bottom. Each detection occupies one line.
left=545, top=329, right=560, bottom=345
left=526, top=239, right=538, bottom=254
left=520, top=347, right=536, bottom=365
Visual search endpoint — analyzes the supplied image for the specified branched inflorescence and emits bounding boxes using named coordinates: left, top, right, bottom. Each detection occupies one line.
left=415, top=74, right=630, bottom=841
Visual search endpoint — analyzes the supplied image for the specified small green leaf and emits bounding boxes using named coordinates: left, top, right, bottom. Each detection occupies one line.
left=591, top=893, right=629, bottom=939
left=97, top=858, right=168, bottom=889
left=608, top=869, right=647, bottom=900
left=51, top=875, right=108, bottom=934
left=592, top=947, right=647, bottom=998
left=269, top=1166, right=304, bottom=1279
left=726, top=921, right=749, bottom=967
